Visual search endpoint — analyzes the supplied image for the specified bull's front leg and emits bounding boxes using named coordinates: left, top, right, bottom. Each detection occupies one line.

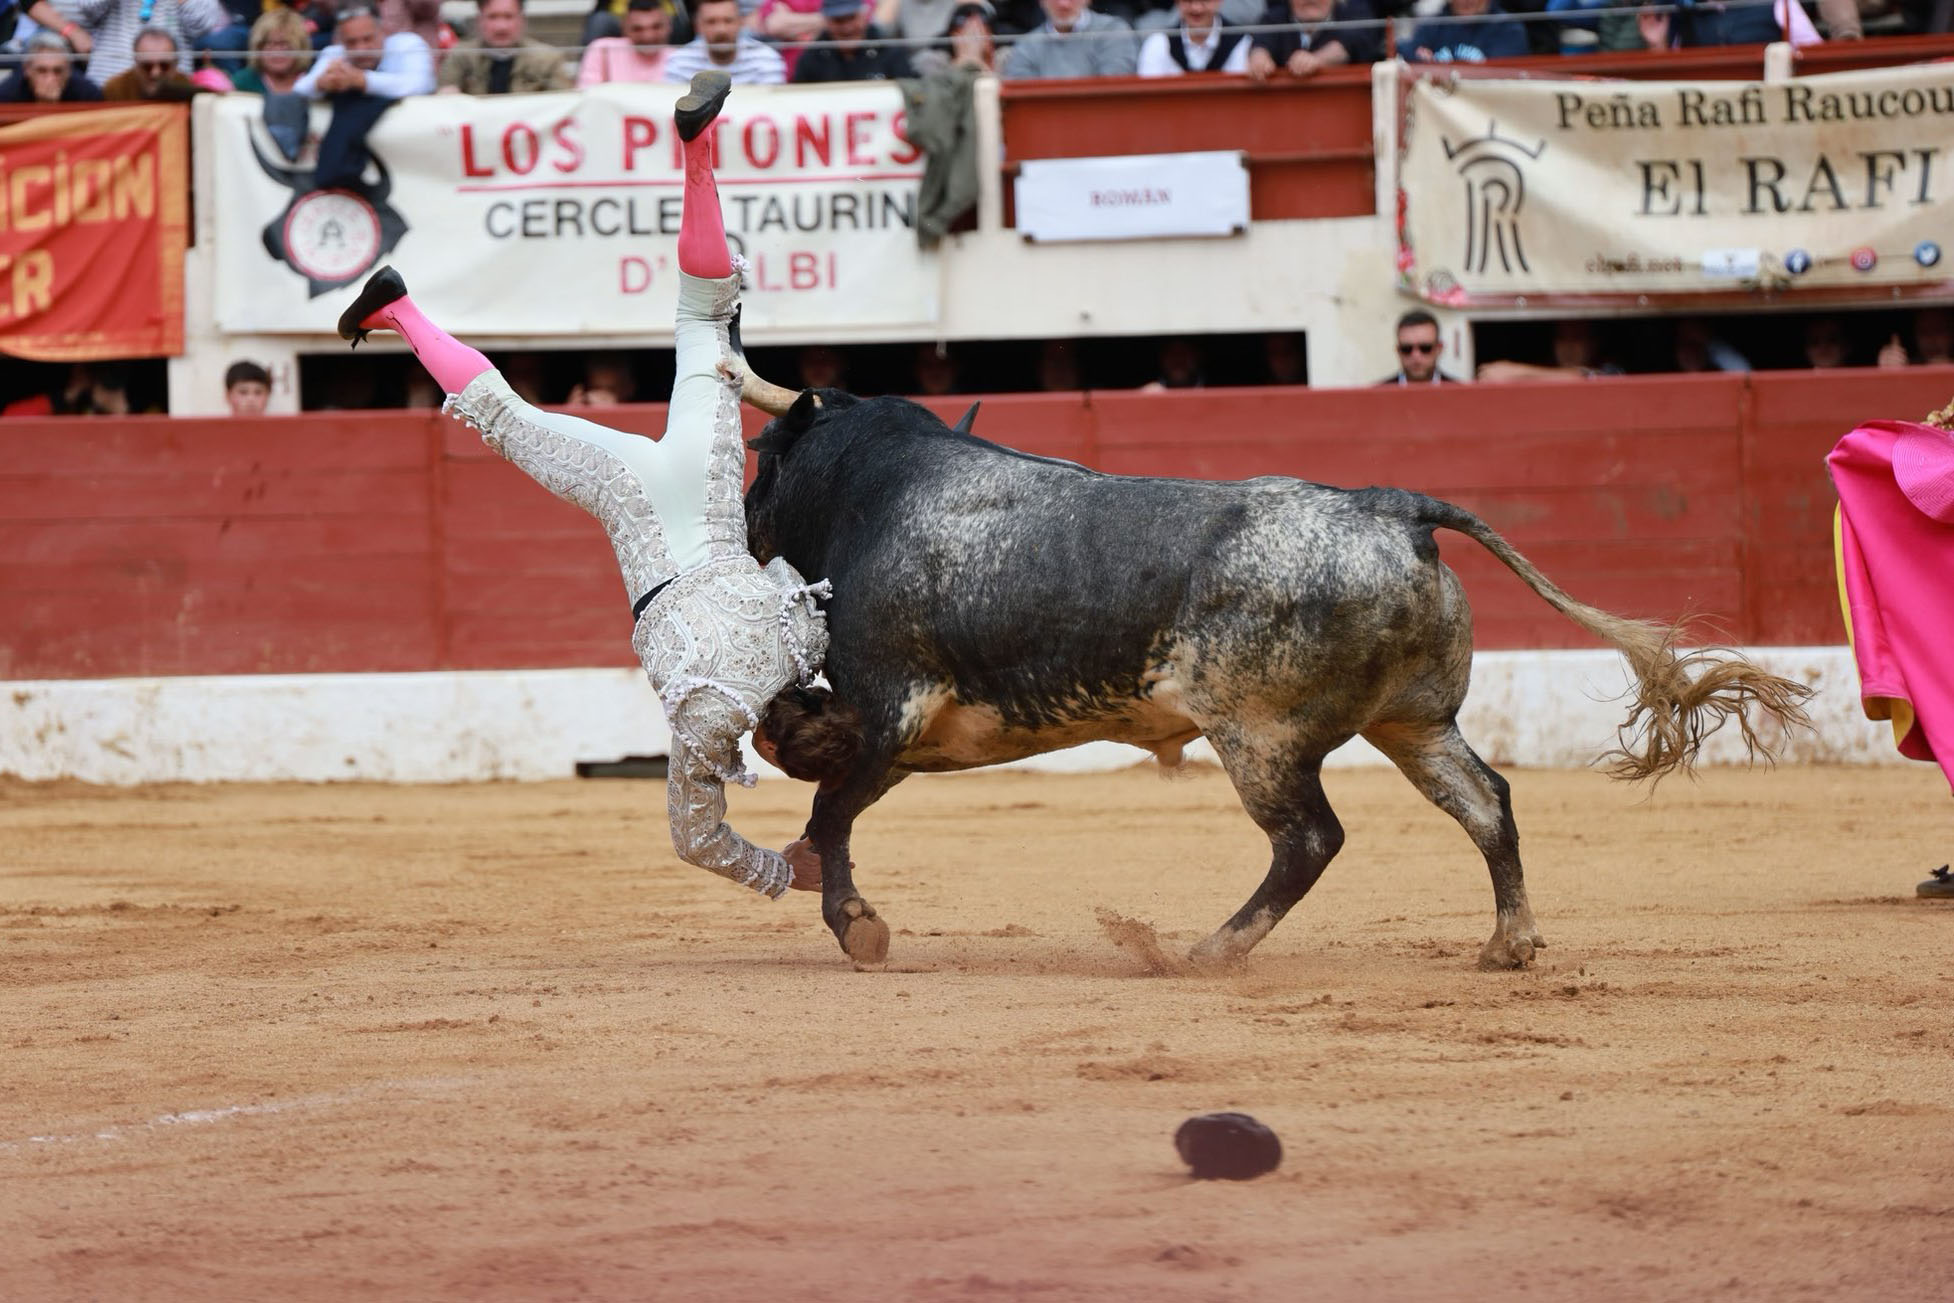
left=805, top=764, right=907, bottom=968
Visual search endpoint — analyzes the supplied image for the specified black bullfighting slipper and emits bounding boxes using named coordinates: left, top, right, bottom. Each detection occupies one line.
left=1919, top=865, right=1954, bottom=899
left=674, top=70, right=731, bottom=142
left=337, top=265, right=408, bottom=348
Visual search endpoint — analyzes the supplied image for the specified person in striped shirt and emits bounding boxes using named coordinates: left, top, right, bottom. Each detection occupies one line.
left=54, top=0, right=227, bottom=84
left=661, top=0, right=784, bottom=83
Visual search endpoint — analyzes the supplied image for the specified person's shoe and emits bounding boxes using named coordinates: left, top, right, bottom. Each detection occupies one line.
left=674, top=70, right=731, bottom=142
left=337, top=265, right=408, bottom=348
left=1918, top=865, right=1954, bottom=899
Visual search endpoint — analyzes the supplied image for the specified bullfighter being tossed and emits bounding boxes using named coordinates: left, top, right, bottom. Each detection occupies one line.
left=334, top=72, right=860, bottom=901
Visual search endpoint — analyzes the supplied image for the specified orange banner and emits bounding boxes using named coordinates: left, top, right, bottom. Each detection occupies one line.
left=0, top=105, right=187, bottom=361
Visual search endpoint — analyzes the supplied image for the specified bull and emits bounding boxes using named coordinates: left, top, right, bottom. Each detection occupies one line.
left=736, top=378, right=1811, bottom=971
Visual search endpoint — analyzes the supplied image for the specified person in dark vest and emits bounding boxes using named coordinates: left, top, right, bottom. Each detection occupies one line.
left=1137, top=0, right=1251, bottom=74
left=1247, top=0, right=1380, bottom=81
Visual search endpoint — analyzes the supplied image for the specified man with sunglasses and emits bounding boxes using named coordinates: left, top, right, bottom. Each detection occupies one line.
left=1378, top=309, right=1462, bottom=386
left=101, top=25, right=197, bottom=97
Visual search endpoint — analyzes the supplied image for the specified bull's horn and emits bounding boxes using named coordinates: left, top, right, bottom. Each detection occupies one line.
left=739, top=368, right=812, bottom=417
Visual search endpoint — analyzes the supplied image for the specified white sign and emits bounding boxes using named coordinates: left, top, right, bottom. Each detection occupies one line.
left=209, top=82, right=938, bottom=338
left=1013, top=151, right=1249, bottom=244
left=1397, top=63, right=1954, bottom=305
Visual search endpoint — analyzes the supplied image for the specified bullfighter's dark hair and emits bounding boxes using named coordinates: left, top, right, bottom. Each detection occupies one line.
left=1396, top=308, right=1439, bottom=334
left=758, top=685, right=863, bottom=786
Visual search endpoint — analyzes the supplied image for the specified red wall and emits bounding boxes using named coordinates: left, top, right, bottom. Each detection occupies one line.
left=6, top=370, right=1950, bottom=680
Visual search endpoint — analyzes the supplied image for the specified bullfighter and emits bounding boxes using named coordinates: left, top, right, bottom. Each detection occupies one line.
left=334, top=71, right=857, bottom=901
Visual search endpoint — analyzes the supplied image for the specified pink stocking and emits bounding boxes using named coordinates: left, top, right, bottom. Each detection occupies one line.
left=369, top=296, right=492, bottom=396
left=677, top=132, right=732, bottom=280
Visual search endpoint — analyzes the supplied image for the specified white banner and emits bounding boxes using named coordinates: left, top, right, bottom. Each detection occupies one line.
left=1397, top=63, right=1954, bottom=306
left=210, top=82, right=937, bottom=337
left=1013, top=151, right=1249, bottom=243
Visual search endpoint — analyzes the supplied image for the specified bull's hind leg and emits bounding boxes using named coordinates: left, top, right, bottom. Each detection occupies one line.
left=1366, top=721, right=1542, bottom=970
left=1189, top=726, right=1347, bottom=966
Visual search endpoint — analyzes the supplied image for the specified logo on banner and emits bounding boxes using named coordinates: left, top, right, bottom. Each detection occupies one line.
left=1441, top=124, right=1545, bottom=276
left=250, top=125, right=407, bottom=296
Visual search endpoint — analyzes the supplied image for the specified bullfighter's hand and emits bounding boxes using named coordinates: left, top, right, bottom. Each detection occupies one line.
left=783, top=838, right=855, bottom=891
left=783, top=839, right=823, bottom=891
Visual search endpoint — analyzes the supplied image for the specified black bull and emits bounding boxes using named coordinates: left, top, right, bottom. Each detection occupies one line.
left=741, top=390, right=1810, bottom=970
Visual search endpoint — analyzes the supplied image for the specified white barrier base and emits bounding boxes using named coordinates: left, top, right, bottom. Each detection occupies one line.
left=0, top=648, right=1905, bottom=785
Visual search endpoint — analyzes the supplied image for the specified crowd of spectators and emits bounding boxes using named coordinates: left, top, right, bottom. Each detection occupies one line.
left=1, top=0, right=1952, bottom=413
left=4, top=0, right=1952, bottom=110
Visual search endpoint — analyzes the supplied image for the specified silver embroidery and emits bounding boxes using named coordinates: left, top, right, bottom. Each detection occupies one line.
left=640, top=556, right=828, bottom=898
left=450, top=372, right=678, bottom=606
left=447, top=273, right=829, bottom=901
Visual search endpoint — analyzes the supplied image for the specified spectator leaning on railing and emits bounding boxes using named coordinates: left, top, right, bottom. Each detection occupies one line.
left=662, top=0, right=785, bottom=83
left=1137, top=0, right=1252, bottom=75
left=1406, top=0, right=1529, bottom=61
left=54, top=0, right=227, bottom=83
left=0, top=30, right=105, bottom=100
left=792, top=0, right=913, bottom=81
left=295, top=5, right=435, bottom=189
left=1000, top=0, right=1139, bottom=78
left=1246, top=0, right=1377, bottom=79
left=579, top=0, right=674, bottom=83
left=439, top=0, right=571, bottom=93
left=229, top=7, right=310, bottom=93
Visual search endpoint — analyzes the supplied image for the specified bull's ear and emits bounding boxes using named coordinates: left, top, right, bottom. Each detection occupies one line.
left=952, top=401, right=981, bottom=434
left=785, top=388, right=821, bottom=434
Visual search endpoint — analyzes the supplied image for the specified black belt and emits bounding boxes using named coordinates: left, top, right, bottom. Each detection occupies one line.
left=632, top=576, right=675, bottom=622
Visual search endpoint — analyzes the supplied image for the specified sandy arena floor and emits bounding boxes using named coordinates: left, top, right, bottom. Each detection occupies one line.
left=3, top=763, right=1951, bottom=1302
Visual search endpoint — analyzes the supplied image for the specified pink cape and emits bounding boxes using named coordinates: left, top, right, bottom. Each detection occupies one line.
left=1828, top=420, right=1954, bottom=793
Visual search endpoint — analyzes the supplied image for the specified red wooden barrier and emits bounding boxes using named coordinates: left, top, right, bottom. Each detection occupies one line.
left=6, top=369, right=1952, bottom=680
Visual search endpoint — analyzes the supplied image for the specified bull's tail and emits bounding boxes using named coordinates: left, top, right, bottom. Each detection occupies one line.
left=1389, top=490, right=1814, bottom=782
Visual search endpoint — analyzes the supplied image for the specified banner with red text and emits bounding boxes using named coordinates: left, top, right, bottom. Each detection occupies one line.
left=209, top=82, right=935, bottom=338
left=0, top=105, right=186, bottom=360
left=1397, top=62, right=1954, bottom=307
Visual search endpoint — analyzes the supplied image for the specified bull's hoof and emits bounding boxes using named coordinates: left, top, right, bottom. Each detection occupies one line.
left=837, top=897, right=890, bottom=969
left=1477, top=929, right=1545, bottom=971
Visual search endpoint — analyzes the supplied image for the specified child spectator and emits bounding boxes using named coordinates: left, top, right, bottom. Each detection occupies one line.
left=224, top=360, right=272, bottom=415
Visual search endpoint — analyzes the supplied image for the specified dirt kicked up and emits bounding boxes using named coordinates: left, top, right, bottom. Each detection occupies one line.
left=3, top=765, right=1950, bottom=1302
